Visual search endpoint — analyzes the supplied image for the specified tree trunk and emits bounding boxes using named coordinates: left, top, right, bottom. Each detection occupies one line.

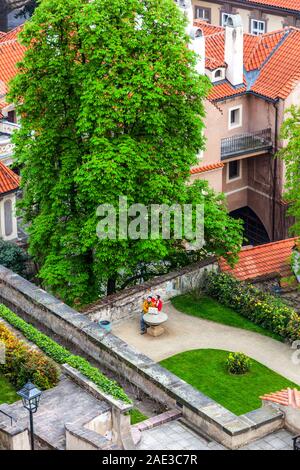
left=107, top=277, right=117, bottom=295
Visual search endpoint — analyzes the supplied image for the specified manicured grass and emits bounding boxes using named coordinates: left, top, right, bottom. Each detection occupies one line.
left=172, top=294, right=282, bottom=341
left=160, top=349, right=298, bottom=416
left=0, top=374, right=18, bottom=405
left=129, top=408, right=148, bottom=425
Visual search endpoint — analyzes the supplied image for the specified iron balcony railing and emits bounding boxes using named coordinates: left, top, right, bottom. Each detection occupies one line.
left=221, top=128, right=273, bottom=160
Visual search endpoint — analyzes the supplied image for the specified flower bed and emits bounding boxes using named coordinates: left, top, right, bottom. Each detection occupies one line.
left=205, top=272, right=300, bottom=341
left=0, top=305, right=131, bottom=403
left=0, top=322, right=59, bottom=390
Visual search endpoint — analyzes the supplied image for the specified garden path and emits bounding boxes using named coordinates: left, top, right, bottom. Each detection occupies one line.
left=113, top=302, right=300, bottom=385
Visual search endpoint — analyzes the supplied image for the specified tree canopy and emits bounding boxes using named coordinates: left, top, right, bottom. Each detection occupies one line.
left=278, top=105, right=300, bottom=235
left=10, top=0, right=243, bottom=305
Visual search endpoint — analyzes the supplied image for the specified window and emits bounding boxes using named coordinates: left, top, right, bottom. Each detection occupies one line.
left=4, top=199, right=13, bottom=237
left=228, top=160, right=241, bottom=180
left=251, top=19, right=265, bottom=35
left=194, top=6, right=211, bottom=22
left=228, top=105, right=242, bottom=129
left=212, top=68, right=225, bottom=82
left=221, top=12, right=230, bottom=26
left=7, top=110, right=16, bottom=123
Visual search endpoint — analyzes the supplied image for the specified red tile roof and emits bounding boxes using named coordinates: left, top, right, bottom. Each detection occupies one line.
left=219, top=237, right=298, bottom=281
left=208, top=82, right=246, bottom=101
left=195, top=20, right=300, bottom=102
left=0, top=26, right=25, bottom=111
left=190, top=162, right=224, bottom=174
left=244, top=30, right=285, bottom=71
left=194, top=21, right=226, bottom=70
left=1, top=21, right=300, bottom=107
left=0, top=161, right=20, bottom=194
left=248, top=0, right=300, bottom=12
left=260, top=388, right=300, bottom=408
left=251, top=28, right=300, bottom=99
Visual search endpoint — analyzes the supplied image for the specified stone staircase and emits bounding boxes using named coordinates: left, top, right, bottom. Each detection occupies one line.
left=131, top=409, right=182, bottom=446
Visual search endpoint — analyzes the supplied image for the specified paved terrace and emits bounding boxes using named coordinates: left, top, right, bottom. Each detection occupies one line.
left=0, top=375, right=111, bottom=450
left=136, top=421, right=293, bottom=451
left=113, top=302, right=300, bottom=385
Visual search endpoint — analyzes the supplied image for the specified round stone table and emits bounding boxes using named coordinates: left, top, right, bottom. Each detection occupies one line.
left=143, top=312, right=168, bottom=337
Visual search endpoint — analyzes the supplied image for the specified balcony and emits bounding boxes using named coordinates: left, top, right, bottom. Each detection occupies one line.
left=221, top=128, right=273, bottom=160
left=0, top=121, right=20, bottom=135
left=0, top=121, right=20, bottom=166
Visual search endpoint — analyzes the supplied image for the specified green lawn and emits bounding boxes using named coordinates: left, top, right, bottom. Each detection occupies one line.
left=129, top=408, right=148, bottom=425
left=160, top=349, right=298, bottom=416
left=172, top=294, right=282, bottom=341
left=0, top=374, right=19, bottom=405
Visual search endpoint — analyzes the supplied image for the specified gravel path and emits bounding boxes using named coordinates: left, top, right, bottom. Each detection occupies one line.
left=113, top=301, right=300, bottom=385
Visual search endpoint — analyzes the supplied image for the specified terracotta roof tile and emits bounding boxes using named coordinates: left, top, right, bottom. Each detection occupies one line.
left=260, top=388, right=300, bottom=408
left=208, top=81, right=246, bottom=101
left=0, top=162, right=20, bottom=194
left=244, top=30, right=285, bottom=71
left=219, top=237, right=298, bottom=281
left=193, top=21, right=226, bottom=70
left=251, top=28, right=300, bottom=99
left=190, top=162, right=224, bottom=174
left=248, top=0, right=300, bottom=12
left=0, top=26, right=25, bottom=111
left=196, top=21, right=300, bottom=101
left=205, top=33, right=226, bottom=70
left=0, top=26, right=23, bottom=43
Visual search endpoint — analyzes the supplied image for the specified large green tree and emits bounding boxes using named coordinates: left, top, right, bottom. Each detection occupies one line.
left=278, top=105, right=300, bottom=235
left=10, top=0, right=243, bottom=305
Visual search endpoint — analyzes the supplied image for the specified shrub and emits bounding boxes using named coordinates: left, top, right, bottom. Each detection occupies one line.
left=204, top=272, right=300, bottom=341
left=0, top=305, right=131, bottom=403
left=0, top=322, right=59, bottom=390
left=226, top=352, right=252, bottom=375
left=0, top=240, right=28, bottom=277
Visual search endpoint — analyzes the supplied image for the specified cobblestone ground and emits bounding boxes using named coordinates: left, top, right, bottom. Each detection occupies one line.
left=136, top=421, right=294, bottom=451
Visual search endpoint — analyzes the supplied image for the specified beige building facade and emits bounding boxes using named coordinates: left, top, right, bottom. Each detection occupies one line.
left=192, top=0, right=300, bottom=33
left=198, top=94, right=288, bottom=243
left=175, top=2, right=300, bottom=244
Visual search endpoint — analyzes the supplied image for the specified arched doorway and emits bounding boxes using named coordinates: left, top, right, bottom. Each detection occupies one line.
left=230, top=206, right=270, bottom=246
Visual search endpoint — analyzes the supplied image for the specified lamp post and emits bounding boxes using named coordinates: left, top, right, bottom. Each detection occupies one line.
left=17, top=381, right=42, bottom=450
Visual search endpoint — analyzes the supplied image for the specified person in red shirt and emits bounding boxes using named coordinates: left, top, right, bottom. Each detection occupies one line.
left=156, top=295, right=163, bottom=312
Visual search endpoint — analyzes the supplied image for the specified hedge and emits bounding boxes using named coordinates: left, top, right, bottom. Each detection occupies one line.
left=204, top=272, right=300, bottom=341
left=0, top=322, right=59, bottom=390
left=0, top=305, right=131, bottom=403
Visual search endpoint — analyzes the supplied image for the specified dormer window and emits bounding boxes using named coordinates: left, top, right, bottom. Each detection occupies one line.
left=211, top=68, right=225, bottom=82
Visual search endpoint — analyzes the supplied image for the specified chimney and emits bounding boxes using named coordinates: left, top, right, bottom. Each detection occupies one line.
left=224, top=14, right=244, bottom=86
left=189, top=27, right=205, bottom=75
left=175, top=0, right=194, bottom=32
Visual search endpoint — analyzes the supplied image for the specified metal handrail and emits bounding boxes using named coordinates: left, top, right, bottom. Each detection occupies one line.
left=221, top=128, right=272, bottom=159
left=0, top=409, right=17, bottom=427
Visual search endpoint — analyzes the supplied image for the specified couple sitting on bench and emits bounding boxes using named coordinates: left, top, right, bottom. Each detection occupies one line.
left=140, top=295, right=163, bottom=335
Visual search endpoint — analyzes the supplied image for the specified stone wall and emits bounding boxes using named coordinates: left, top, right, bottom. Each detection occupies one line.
left=0, top=420, right=30, bottom=450
left=84, top=258, right=217, bottom=324
left=0, top=263, right=285, bottom=448
left=253, top=276, right=300, bottom=314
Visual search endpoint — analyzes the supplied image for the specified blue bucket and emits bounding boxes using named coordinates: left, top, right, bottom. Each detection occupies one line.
left=98, top=320, right=112, bottom=333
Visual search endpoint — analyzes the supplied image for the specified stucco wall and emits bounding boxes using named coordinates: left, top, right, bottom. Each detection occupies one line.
left=192, top=0, right=298, bottom=32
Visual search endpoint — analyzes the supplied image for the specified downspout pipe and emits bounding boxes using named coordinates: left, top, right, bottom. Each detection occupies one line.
left=272, top=99, right=279, bottom=241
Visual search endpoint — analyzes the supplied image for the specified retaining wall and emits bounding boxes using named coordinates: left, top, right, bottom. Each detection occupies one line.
left=0, top=263, right=284, bottom=448
left=83, top=258, right=217, bottom=324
